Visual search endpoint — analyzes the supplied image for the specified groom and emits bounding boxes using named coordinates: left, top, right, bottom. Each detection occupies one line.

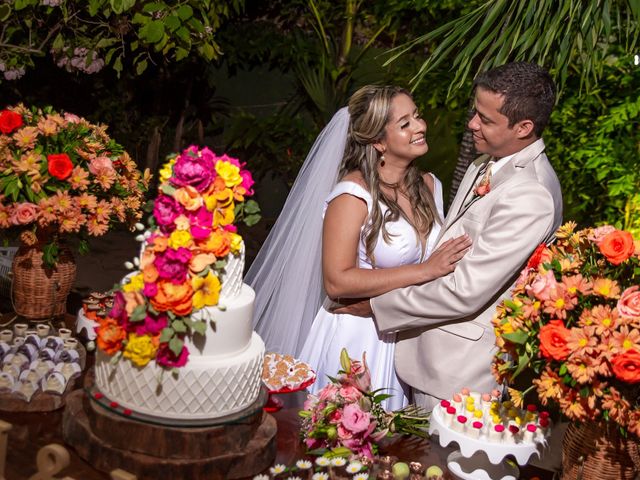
left=337, top=62, right=563, bottom=409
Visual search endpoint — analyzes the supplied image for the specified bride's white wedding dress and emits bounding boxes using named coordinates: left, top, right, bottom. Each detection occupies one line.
left=299, top=176, right=444, bottom=410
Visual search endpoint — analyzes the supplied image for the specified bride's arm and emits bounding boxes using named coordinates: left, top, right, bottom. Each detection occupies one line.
left=322, top=193, right=470, bottom=300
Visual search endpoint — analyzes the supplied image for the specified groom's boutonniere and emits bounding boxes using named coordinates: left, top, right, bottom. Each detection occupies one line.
left=473, top=161, right=494, bottom=197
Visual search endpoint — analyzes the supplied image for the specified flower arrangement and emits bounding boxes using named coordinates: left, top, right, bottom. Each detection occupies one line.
left=95, top=145, right=259, bottom=372
left=0, top=104, right=149, bottom=265
left=299, top=349, right=429, bottom=459
left=492, top=222, right=640, bottom=434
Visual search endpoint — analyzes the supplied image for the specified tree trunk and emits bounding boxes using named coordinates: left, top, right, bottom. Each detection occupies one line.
left=447, top=105, right=477, bottom=209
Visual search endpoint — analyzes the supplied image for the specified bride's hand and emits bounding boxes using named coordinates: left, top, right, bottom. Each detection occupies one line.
left=422, top=234, right=472, bottom=280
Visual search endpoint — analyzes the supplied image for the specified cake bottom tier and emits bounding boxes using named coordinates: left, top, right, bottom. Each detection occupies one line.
left=94, top=332, right=265, bottom=422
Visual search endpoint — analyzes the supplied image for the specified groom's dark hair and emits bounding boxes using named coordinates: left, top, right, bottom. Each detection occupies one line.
left=474, top=62, right=555, bottom=137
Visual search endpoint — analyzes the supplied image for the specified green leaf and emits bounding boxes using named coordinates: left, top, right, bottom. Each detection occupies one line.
left=130, top=304, right=147, bottom=322
left=169, top=336, right=183, bottom=356
left=175, top=46, right=189, bottom=61
left=95, top=37, right=118, bottom=49
left=42, top=242, right=59, bottom=268
left=244, top=199, right=260, bottom=214
left=512, top=352, right=531, bottom=378
left=165, top=14, right=181, bottom=32
left=191, top=320, right=207, bottom=336
left=113, top=56, right=123, bottom=76
left=175, top=26, right=191, bottom=44
left=177, top=5, right=193, bottom=21
left=160, top=183, right=176, bottom=195
left=172, top=319, right=187, bottom=333
left=159, top=327, right=174, bottom=343
left=501, top=330, right=529, bottom=345
left=244, top=214, right=261, bottom=227
left=200, top=43, right=215, bottom=61
left=143, top=2, right=167, bottom=13
left=141, top=20, right=165, bottom=44
left=132, top=12, right=148, bottom=25
left=135, top=59, right=148, bottom=75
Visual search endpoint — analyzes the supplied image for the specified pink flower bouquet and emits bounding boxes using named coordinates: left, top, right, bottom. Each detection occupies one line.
left=299, top=349, right=429, bottom=459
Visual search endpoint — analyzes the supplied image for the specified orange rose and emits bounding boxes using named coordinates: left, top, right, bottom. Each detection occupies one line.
left=150, top=279, right=193, bottom=316
left=598, top=230, right=635, bottom=265
left=199, top=229, right=230, bottom=257
left=142, top=263, right=159, bottom=283
left=96, top=317, right=127, bottom=355
left=539, top=319, right=571, bottom=361
left=174, top=186, right=203, bottom=211
left=611, top=349, right=640, bottom=383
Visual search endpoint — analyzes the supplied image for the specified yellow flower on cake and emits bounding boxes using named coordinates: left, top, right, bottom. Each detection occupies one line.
left=158, top=158, right=176, bottom=184
left=123, top=333, right=158, bottom=367
left=168, top=229, right=193, bottom=249
left=214, top=201, right=235, bottom=227
left=229, top=232, right=242, bottom=254
left=122, top=273, right=144, bottom=293
left=215, top=161, right=242, bottom=187
left=192, top=271, right=221, bottom=310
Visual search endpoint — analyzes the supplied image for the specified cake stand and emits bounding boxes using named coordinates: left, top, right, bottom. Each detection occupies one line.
left=428, top=406, right=546, bottom=480
left=264, top=376, right=315, bottom=413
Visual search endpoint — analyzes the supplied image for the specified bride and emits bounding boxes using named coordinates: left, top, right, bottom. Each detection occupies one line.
left=247, top=85, right=470, bottom=409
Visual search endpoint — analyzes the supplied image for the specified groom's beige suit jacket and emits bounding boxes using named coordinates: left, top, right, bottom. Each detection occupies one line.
left=371, top=138, right=563, bottom=400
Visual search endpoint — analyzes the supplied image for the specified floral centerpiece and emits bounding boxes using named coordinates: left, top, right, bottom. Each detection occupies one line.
left=0, top=104, right=150, bottom=265
left=95, top=145, right=259, bottom=372
left=299, top=349, right=429, bottom=459
left=492, top=222, right=640, bottom=434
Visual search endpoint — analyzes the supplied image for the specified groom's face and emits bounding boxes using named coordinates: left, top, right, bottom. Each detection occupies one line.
left=468, top=87, right=520, bottom=158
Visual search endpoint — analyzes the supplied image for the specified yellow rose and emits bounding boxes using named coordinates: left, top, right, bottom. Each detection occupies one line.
left=229, top=232, right=243, bottom=254
left=122, top=273, right=144, bottom=293
left=168, top=229, right=193, bottom=249
left=192, top=271, right=221, bottom=310
left=159, top=157, right=176, bottom=184
left=123, top=334, right=158, bottom=367
left=215, top=161, right=242, bottom=188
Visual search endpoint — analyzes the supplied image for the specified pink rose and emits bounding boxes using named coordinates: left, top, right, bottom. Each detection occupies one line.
left=588, top=225, right=616, bottom=243
left=339, top=385, right=363, bottom=403
left=304, top=437, right=321, bottom=449
left=318, top=384, right=339, bottom=403
left=63, top=113, right=81, bottom=123
left=618, top=286, right=640, bottom=319
left=89, top=156, right=115, bottom=175
left=527, top=270, right=559, bottom=301
left=303, top=395, right=318, bottom=411
left=10, top=202, right=38, bottom=225
left=341, top=403, right=371, bottom=433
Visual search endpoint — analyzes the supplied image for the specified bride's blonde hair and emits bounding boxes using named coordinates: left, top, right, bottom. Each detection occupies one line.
left=339, top=85, right=440, bottom=264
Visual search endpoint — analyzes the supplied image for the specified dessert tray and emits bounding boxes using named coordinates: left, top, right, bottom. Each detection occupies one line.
left=262, top=352, right=316, bottom=412
left=429, top=399, right=548, bottom=480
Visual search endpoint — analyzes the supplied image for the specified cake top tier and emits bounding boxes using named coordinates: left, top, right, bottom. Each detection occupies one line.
left=95, top=145, right=260, bottom=371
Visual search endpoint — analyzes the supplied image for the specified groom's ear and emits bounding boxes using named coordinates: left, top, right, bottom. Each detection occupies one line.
left=515, top=119, right=535, bottom=138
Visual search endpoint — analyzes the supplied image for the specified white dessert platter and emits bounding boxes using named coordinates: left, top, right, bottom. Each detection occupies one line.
left=428, top=404, right=547, bottom=480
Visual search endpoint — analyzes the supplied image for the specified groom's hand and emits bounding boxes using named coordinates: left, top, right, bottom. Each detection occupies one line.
left=330, top=297, right=373, bottom=317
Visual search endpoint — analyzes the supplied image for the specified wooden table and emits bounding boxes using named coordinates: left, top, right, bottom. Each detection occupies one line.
left=2, top=385, right=554, bottom=479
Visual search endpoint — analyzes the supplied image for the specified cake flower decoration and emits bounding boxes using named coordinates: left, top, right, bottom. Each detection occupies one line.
left=95, top=145, right=260, bottom=372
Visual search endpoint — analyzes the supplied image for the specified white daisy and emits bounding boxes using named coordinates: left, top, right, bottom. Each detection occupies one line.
left=353, top=474, right=369, bottom=480
left=346, top=461, right=363, bottom=473
left=312, top=473, right=329, bottom=480
left=330, top=457, right=347, bottom=467
left=315, top=457, right=331, bottom=467
left=270, top=464, right=287, bottom=474
left=252, top=475, right=269, bottom=480
left=296, top=460, right=313, bottom=469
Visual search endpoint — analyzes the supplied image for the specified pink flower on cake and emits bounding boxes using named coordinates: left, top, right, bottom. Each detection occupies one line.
left=342, top=403, right=371, bottom=433
left=154, top=247, right=192, bottom=284
left=189, top=207, right=214, bottom=240
left=240, top=169, right=255, bottom=195
left=156, top=343, right=190, bottom=368
left=170, top=146, right=215, bottom=192
left=153, top=195, right=182, bottom=232
left=131, top=313, right=168, bottom=336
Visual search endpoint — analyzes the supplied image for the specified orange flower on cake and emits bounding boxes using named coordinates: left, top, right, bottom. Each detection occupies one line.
left=492, top=222, right=640, bottom=432
left=94, top=145, right=261, bottom=372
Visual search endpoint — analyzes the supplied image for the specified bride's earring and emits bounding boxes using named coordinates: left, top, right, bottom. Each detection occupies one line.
left=380, top=152, right=386, bottom=167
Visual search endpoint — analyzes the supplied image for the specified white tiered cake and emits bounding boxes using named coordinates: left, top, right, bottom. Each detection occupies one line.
left=94, top=250, right=264, bottom=421
left=93, top=146, right=264, bottom=422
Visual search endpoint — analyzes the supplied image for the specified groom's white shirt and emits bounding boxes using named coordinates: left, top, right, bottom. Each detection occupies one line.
left=371, top=138, right=563, bottom=400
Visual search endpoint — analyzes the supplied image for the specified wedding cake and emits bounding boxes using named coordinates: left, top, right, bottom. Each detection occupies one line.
left=93, top=146, right=264, bottom=422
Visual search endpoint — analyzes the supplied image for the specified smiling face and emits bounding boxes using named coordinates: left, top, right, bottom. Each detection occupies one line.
left=376, top=93, right=428, bottom=162
left=468, top=87, right=532, bottom=158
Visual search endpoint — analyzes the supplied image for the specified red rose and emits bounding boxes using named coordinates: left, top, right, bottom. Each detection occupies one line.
left=539, top=319, right=571, bottom=361
left=611, top=349, right=640, bottom=383
left=527, top=244, right=547, bottom=269
left=598, top=230, right=635, bottom=265
left=47, top=153, right=74, bottom=180
left=0, top=109, right=23, bottom=134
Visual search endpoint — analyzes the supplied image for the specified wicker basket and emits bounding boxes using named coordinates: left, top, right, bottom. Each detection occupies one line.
left=562, top=421, right=640, bottom=480
left=11, top=241, right=76, bottom=320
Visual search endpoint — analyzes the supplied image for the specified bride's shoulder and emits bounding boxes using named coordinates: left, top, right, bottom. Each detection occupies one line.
left=341, top=171, right=368, bottom=190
